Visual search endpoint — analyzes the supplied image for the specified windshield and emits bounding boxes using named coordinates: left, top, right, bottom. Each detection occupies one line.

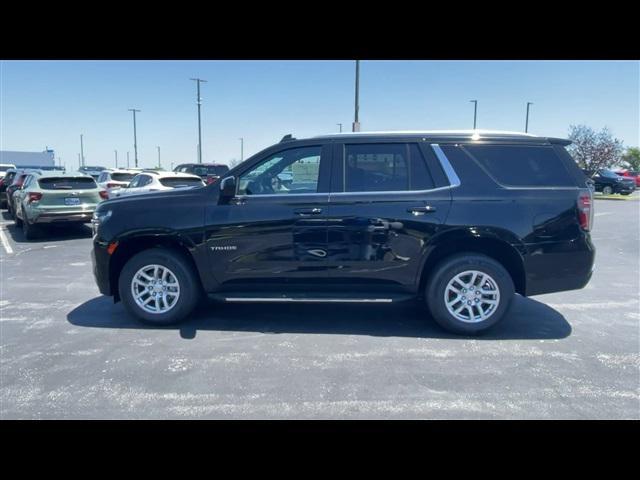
left=39, top=177, right=98, bottom=190
left=159, top=177, right=205, bottom=188
left=599, top=169, right=620, bottom=179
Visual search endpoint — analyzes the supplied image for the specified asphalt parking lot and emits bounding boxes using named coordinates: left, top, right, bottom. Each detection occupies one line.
left=1, top=194, right=639, bottom=419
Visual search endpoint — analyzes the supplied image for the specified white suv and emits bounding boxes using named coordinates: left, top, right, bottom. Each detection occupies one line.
left=112, top=171, right=205, bottom=198
left=97, top=169, right=141, bottom=198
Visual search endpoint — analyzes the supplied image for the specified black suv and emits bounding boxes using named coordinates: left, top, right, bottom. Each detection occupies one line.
left=583, top=168, right=635, bottom=195
left=91, top=131, right=595, bottom=334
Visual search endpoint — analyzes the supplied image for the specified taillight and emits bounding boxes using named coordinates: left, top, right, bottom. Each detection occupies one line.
left=99, top=190, right=109, bottom=200
left=28, top=192, right=43, bottom=203
left=206, top=176, right=218, bottom=184
left=578, top=190, right=592, bottom=231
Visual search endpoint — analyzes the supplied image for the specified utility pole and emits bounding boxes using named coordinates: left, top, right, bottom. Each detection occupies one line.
left=337, top=123, right=343, bottom=133
left=239, top=137, right=244, bottom=162
left=352, top=60, right=361, bottom=132
left=128, top=108, right=141, bottom=167
left=78, top=153, right=81, bottom=168
left=80, top=134, right=85, bottom=166
left=126, top=151, right=130, bottom=169
left=525, top=102, right=533, bottom=133
left=470, top=100, right=478, bottom=129
left=114, top=150, right=118, bottom=168
left=157, top=146, right=161, bottom=169
left=190, top=78, right=207, bottom=163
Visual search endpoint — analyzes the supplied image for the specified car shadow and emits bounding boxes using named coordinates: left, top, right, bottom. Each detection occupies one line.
left=67, top=294, right=571, bottom=340
left=1, top=210, right=92, bottom=243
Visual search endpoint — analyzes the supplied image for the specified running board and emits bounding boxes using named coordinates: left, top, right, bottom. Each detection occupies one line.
left=208, top=292, right=413, bottom=304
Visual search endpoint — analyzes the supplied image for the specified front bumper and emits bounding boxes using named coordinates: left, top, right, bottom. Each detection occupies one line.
left=91, top=240, right=112, bottom=296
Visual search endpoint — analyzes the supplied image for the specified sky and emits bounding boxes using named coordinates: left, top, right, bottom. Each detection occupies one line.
left=1, top=60, right=638, bottom=170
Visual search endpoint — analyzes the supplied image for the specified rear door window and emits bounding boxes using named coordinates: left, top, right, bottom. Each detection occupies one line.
left=111, top=172, right=137, bottom=182
left=342, top=143, right=435, bottom=192
left=464, top=145, right=575, bottom=187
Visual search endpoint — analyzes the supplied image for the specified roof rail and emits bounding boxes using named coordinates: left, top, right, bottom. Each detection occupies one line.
left=280, top=134, right=295, bottom=143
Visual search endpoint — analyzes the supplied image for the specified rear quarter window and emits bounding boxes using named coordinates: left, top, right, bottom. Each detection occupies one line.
left=38, top=177, right=98, bottom=190
left=464, top=145, right=576, bottom=187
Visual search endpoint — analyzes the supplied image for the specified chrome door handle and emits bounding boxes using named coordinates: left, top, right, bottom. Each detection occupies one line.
left=294, top=207, right=323, bottom=216
left=408, top=206, right=436, bottom=215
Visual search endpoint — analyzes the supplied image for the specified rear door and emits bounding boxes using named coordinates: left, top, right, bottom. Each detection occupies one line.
left=326, top=141, right=452, bottom=291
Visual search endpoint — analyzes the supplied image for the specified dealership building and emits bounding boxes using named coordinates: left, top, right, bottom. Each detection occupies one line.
left=0, top=149, right=55, bottom=167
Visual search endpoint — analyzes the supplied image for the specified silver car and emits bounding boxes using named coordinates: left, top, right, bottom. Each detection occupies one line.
left=112, top=171, right=205, bottom=198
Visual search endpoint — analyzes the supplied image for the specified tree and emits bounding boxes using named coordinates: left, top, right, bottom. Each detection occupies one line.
left=621, top=147, right=640, bottom=171
left=566, top=125, right=624, bottom=174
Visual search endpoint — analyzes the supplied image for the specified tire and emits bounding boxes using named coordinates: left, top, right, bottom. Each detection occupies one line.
left=621, top=192, right=631, bottom=196
left=14, top=206, right=23, bottom=227
left=425, top=253, right=515, bottom=335
left=118, top=248, right=201, bottom=325
left=602, top=186, right=613, bottom=195
left=21, top=208, right=39, bottom=240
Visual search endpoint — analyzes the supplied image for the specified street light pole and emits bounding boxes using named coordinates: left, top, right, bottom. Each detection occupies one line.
left=470, top=100, right=478, bottom=129
left=337, top=123, right=343, bottom=133
left=80, top=134, right=85, bottom=166
left=525, top=102, right=533, bottom=133
left=128, top=109, right=141, bottom=167
left=190, top=78, right=208, bottom=163
left=352, top=60, right=361, bottom=132
left=78, top=153, right=81, bottom=168
left=126, top=151, right=130, bottom=169
left=157, top=146, right=161, bottom=168
left=239, top=137, right=244, bottom=162
left=114, top=150, right=118, bottom=168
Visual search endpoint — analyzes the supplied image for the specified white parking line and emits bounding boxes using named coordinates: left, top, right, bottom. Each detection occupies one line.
left=595, top=212, right=613, bottom=217
left=0, top=225, right=13, bottom=254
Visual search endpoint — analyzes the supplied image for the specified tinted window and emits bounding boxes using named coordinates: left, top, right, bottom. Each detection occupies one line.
left=159, top=177, right=205, bottom=188
left=39, top=177, right=97, bottom=190
left=239, top=146, right=322, bottom=195
left=190, top=165, right=229, bottom=176
left=111, top=172, right=137, bottom=182
left=464, top=145, right=575, bottom=187
left=343, top=143, right=434, bottom=192
left=137, top=175, right=153, bottom=187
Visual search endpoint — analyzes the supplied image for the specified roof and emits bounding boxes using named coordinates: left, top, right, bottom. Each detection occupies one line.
left=311, top=129, right=559, bottom=142
left=38, top=171, right=96, bottom=178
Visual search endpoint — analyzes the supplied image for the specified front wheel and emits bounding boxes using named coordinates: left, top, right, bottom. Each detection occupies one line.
left=118, top=248, right=202, bottom=325
left=602, top=186, right=613, bottom=195
left=425, top=254, right=515, bottom=335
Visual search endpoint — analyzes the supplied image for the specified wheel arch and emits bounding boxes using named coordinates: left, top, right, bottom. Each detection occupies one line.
left=108, top=231, right=202, bottom=302
left=418, top=228, right=527, bottom=296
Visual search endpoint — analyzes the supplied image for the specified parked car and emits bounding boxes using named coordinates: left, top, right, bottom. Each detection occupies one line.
left=0, top=163, right=16, bottom=174
left=615, top=169, right=640, bottom=187
left=96, top=169, right=140, bottom=198
left=13, top=171, right=107, bottom=240
left=5, top=170, right=37, bottom=217
left=1, top=169, right=18, bottom=209
left=111, top=171, right=205, bottom=198
left=173, top=163, right=230, bottom=185
left=78, top=166, right=107, bottom=180
left=91, top=130, right=596, bottom=335
left=583, top=168, right=636, bottom=195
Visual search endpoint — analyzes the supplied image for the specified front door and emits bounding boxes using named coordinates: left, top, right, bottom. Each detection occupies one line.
left=326, top=141, right=452, bottom=292
left=205, top=144, right=332, bottom=291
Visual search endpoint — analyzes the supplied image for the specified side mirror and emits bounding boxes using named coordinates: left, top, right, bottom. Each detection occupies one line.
left=219, top=176, right=236, bottom=202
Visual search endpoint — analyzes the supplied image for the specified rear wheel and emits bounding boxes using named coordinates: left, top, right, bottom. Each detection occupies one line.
left=602, top=185, right=613, bottom=195
left=118, top=248, right=201, bottom=325
left=425, top=254, right=515, bottom=335
left=21, top=208, right=39, bottom=240
left=14, top=205, right=23, bottom=227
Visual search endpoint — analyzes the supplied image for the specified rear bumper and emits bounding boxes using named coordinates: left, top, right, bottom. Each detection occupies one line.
left=523, top=235, right=596, bottom=296
left=32, top=210, right=95, bottom=224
